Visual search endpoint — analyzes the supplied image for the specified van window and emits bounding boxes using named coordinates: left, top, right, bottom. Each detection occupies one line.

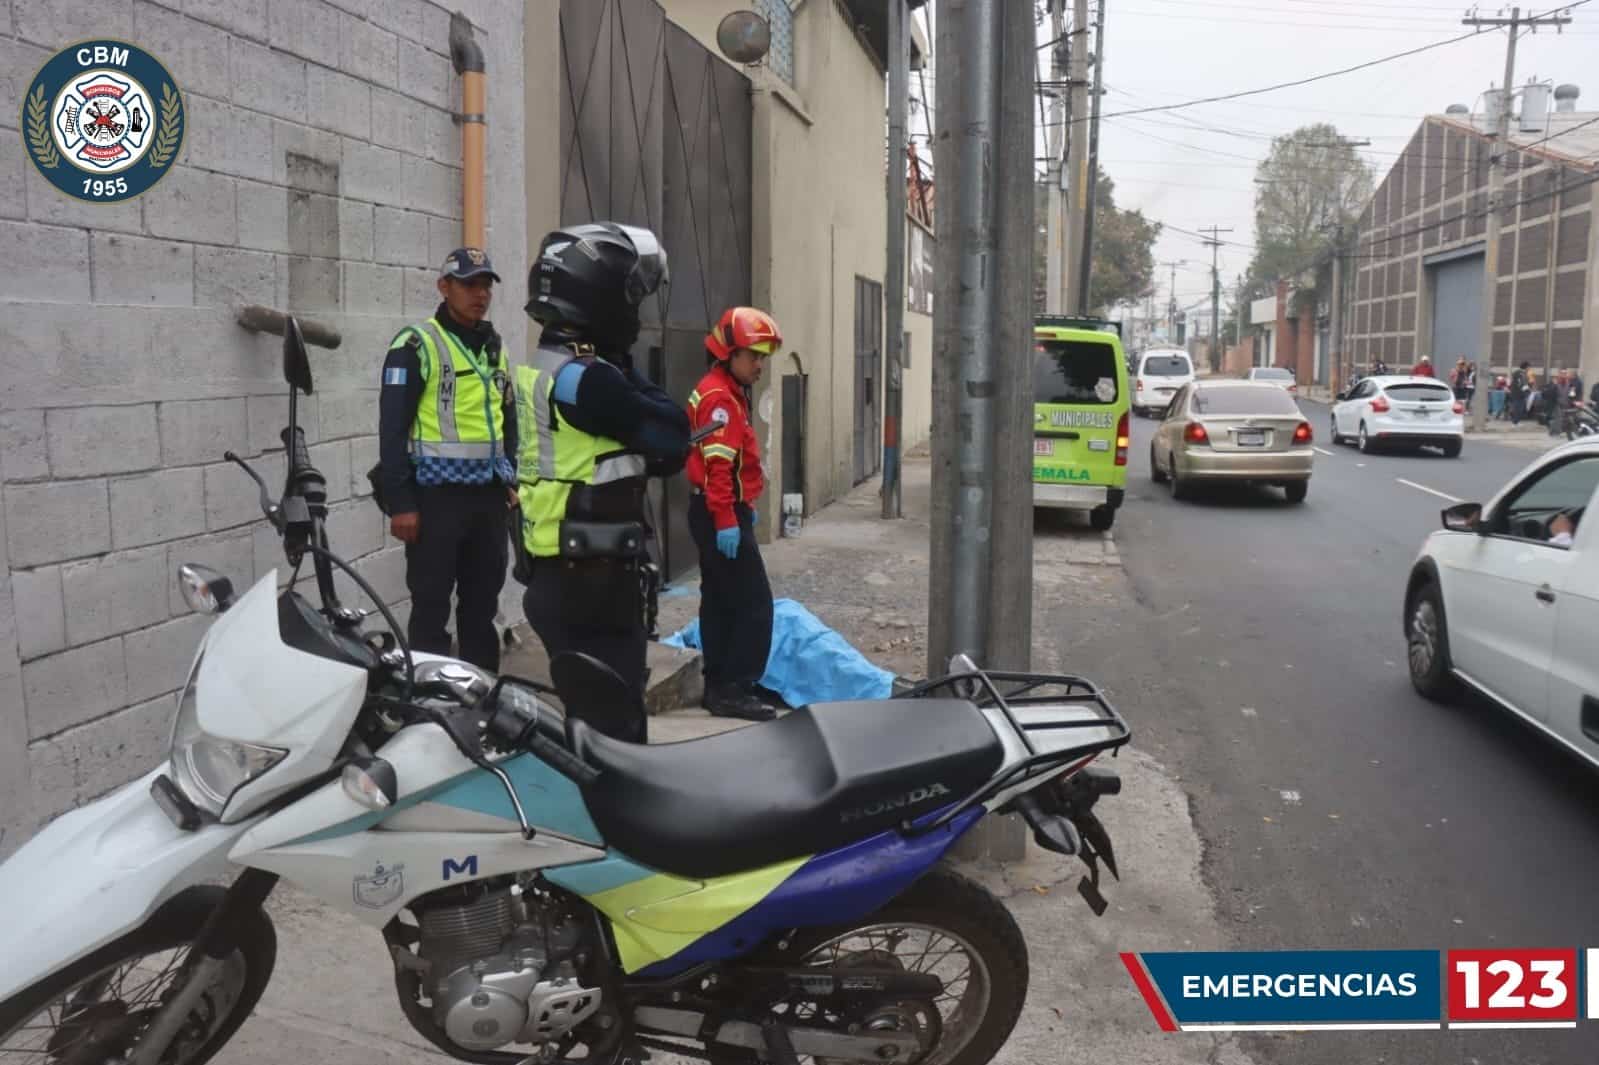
left=1140, top=355, right=1190, bottom=377
left=1034, top=340, right=1120, bottom=405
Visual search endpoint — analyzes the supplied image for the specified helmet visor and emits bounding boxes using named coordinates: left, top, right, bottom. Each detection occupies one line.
left=618, top=224, right=669, bottom=307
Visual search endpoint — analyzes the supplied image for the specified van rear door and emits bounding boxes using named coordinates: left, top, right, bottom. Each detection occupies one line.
left=1033, top=337, right=1124, bottom=489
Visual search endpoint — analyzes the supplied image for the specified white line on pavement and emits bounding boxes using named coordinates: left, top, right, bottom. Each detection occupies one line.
left=1313, top=447, right=1335, bottom=457
left=1396, top=478, right=1463, bottom=504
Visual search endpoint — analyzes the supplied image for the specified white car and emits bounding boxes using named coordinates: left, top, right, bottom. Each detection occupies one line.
left=1330, top=375, right=1463, bottom=456
left=1245, top=366, right=1298, bottom=395
left=1132, top=349, right=1194, bottom=417
left=1404, top=438, right=1599, bottom=768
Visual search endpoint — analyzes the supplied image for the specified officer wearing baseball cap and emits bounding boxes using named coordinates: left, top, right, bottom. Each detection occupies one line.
left=376, top=247, right=518, bottom=671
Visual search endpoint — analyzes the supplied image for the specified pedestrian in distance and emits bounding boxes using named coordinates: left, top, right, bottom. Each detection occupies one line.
left=1463, top=361, right=1478, bottom=410
left=1412, top=355, right=1435, bottom=378
left=377, top=248, right=516, bottom=672
left=686, top=307, right=784, bottom=722
left=1509, top=361, right=1531, bottom=425
left=515, top=222, right=691, bottom=738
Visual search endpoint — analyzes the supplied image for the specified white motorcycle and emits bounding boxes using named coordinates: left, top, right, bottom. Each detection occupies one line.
left=0, top=319, right=1131, bottom=1065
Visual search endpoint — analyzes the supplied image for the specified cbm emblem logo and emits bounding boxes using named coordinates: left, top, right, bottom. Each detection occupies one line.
left=22, top=40, right=185, bottom=204
left=442, top=855, right=479, bottom=881
left=352, top=862, right=405, bottom=910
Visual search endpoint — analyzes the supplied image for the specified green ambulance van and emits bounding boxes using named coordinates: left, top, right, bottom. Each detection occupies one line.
left=1032, top=316, right=1131, bottom=531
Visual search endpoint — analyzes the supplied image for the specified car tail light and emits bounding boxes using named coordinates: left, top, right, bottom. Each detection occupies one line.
left=1115, top=411, right=1129, bottom=466
left=1293, top=421, right=1312, bottom=444
left=1184, top=421, right=1209, bottom=445
left=1452, top=400, right=1464, bottom=414
left=1136, top=378, right=1144, bottom=391
left=1369, top=395, right=1391, bottom=414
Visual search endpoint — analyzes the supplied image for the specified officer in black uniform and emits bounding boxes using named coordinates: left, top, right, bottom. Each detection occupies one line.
left=515, top=223, right=690, bottom=718
left=378, top=248, right=517, bottom=672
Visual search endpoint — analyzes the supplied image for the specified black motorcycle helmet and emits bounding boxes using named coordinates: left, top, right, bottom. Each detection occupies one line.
left=526, top=222, right=669, bottom=353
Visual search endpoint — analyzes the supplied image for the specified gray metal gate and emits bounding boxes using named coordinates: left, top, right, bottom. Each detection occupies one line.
left=560, top=0, right=752, bottom=577
left=854, top=276, right=883, bottom=483
left=1429, top=253, right=1485, bottom=363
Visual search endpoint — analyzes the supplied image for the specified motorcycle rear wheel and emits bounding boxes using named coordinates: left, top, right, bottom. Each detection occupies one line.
left=723, top=865, right=1028, bottom=1065
left=0, top=887, right=275, bottom=1065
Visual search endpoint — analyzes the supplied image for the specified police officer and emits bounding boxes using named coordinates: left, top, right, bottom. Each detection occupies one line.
left=515, top=223, right=690, bottom=720
left=378, top=247, right=517, bottom=672
left=687, top=307, right=782, bottom=721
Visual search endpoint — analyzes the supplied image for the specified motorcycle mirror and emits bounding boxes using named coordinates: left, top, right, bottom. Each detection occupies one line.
left=342, top=756, right=399, bottom=810
left=283, top=316, right=314, bottom=396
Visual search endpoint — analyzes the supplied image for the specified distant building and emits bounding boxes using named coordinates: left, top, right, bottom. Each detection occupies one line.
left=1346, top=87, right=1599, bottom=381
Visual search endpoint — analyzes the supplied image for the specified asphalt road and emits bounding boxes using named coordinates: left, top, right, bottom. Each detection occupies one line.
left=1083, top=401, right=1598, bottom=1064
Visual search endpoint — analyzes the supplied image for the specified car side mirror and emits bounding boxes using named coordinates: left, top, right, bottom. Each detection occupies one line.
left=1442, top=502, right=1485, bottom=534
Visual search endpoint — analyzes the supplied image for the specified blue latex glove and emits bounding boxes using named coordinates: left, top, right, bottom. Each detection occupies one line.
left=715, top=525, right=741, bottom=560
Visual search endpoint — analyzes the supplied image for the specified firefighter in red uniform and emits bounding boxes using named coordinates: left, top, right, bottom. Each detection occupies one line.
left=686, top=307, right=783, bottom=721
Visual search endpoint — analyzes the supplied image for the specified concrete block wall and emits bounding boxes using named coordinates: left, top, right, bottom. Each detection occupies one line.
left=0, top=0, right=527, bottom=856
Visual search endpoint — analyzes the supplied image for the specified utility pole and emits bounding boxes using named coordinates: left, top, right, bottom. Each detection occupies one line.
left=932, top=0, right=1034, bottom=861
left=1329, top=225, right=1345, bottom=395
left=1064, top=0, right=1090, bottom=312
left=882, top=0, right=908, bottom=518
left=1159, top=259, right=1184, bottom=338
left=1200, top=226, right=1232, bottom=373
left=1044, top=0, right=1067, bottom=313
left=1234, top=276, right=1246, bottom=365
left=1075, top=0, right=1106, bottom=313
left=1463, top=4, right=1571, bottom=431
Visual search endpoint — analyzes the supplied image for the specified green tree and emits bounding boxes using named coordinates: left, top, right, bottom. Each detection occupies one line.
left=1087, top=168, right=1162, bottom=313
left=1248, top=124, right=1372, bottom=294
left=1033, top=167, right=1162, bottom=314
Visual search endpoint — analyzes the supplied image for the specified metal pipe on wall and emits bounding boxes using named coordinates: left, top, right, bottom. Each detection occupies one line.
left=882, top=0, right=909, bottom=519
left=450, top=13, right=487, bottom=248
left=950, top=0, right=1000, bottom=659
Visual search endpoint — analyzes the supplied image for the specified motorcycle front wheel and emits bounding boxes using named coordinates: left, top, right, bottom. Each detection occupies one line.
left=0, top=887, right=275, bottom=1065
left=749, top=865, right=1029, bottom=1065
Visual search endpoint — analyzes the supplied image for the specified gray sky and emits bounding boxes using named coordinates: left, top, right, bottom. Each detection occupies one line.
left=1075, top=0, right=1599, bottom=317
left=913, top=3, right=1599, bottom=322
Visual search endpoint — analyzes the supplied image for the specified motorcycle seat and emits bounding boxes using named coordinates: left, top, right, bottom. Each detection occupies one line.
left=568, top=698, right=1005, bottom=879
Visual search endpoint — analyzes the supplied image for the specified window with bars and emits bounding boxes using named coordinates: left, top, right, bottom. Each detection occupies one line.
left=756, top=0, right=796, bottom=85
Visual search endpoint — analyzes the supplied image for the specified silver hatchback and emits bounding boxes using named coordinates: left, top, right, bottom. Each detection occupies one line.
left=1150, top=380, right=1315, bottom=503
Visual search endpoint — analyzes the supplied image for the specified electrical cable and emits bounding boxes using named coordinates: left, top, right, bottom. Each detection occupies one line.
left=1067, top=1, right=1591, bottom=127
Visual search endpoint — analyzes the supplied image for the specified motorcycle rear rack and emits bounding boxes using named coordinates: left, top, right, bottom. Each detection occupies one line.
left=894, top=668, right=1131, bottom=835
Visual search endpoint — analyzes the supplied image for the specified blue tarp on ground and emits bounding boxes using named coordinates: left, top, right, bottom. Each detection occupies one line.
left=664, top=598, right=894, bottom=708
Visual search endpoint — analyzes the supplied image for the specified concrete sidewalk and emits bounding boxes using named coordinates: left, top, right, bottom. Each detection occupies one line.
left=220, top=454, right=1250, bottom=1065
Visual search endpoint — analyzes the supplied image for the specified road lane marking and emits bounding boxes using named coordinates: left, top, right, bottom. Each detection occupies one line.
left=1313, top=447, right=1335, bottom=456
left=1396, top=478, right=1463, bottom=504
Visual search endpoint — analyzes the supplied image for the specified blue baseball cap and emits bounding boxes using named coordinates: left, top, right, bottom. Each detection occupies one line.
left=440, top=247, right=501, bottom=282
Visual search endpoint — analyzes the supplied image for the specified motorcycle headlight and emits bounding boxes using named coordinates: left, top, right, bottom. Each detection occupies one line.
left=169, top=655, right=286, bottom=818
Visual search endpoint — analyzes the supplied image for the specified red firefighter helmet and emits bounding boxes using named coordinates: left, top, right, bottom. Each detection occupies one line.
left=705, top=306, right=783, bottom=361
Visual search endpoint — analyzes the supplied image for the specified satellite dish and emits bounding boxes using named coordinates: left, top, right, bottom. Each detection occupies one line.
left=717, top=10, right=772, bottom=65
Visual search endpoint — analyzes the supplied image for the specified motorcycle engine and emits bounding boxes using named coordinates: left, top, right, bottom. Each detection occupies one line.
left=411, top=878, right=601, bottom=1053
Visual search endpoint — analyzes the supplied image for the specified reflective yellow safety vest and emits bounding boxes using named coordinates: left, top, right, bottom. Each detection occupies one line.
left=514, top=347, right=648, bottom=558
left=402, top=317, right=513, bottom=485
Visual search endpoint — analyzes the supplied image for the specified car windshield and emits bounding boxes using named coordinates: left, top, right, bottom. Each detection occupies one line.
left=1252, top=368, right=1294, bottom=381
left=1192, top=386, right=1301, bottom=415
left=1141, top=355, right=1190, bottom=377
left=1384, top=384, right=1454, bottom=402
left=1034, top=340, right=1119, bottom=405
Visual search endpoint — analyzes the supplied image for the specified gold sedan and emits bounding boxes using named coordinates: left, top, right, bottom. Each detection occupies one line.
left=1150, top=380, right=1315, bottom=503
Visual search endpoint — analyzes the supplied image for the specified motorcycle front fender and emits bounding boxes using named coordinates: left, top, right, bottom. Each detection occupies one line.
left=0, top=765, right=255, bottom=1003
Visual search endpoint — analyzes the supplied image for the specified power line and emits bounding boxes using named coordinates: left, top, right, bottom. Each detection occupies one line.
left=1069, top=1, right=1593, bottom=127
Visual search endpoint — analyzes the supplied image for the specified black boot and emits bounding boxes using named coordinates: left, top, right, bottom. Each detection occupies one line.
left=704, top=681, right=776, bottom=721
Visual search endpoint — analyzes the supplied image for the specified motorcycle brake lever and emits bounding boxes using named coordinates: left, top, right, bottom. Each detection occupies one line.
left=422, top=704, right=537, bottom=841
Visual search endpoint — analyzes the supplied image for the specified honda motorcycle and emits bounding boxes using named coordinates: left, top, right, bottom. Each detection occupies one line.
left=0, top=319, right=1130, bottom=1065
